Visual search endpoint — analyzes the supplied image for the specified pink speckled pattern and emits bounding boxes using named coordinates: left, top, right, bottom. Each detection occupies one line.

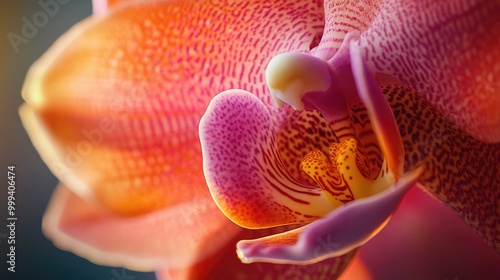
left=200, top=90, right=334, bottom=229
left=314, top=0, right=383, bottom=59
left=357, top=0, right=500, bottom=142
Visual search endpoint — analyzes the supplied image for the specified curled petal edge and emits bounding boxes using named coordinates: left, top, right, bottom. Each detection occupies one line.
left=237, top=165, right=425, bottom=265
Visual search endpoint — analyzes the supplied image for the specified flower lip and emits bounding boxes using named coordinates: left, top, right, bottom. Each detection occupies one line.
left=236, top=165, right=425, bottom=265
left=225, top=37, right=416, bottom=264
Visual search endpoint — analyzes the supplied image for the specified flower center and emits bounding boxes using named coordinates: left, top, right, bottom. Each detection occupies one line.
left=266, top=52, right=396, bottom=207
left=301, top=137, right=394, bottom=206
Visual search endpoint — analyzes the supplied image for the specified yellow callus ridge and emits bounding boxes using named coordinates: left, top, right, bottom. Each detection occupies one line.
left=301, top=137, right=395, bottom=207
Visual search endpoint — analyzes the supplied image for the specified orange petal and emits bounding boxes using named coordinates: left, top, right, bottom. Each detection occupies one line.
left=42, top=184, right=240, bottom=271
left=21, top=0, right=325, bottom=215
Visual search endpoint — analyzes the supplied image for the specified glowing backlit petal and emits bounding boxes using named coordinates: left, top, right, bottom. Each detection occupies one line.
left=343, top=187, right=500, bottom=279
left=21, top=0, right=325, bottom=215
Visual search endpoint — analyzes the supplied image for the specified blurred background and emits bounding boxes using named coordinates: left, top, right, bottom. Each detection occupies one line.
left=0, top=1, right=154, bottom=279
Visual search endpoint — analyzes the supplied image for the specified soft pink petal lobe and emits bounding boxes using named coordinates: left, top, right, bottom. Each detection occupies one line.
left=43, top=184, right=240, bottom=271
left=200, top=90, right=335, bottom=229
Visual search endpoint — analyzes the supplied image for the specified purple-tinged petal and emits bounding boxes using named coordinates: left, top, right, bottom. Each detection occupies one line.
left=91, top=0, right=110, bottom=15
left=200, top=90, right=338, bottom=229
left=157, top=225, right=356, bottom=279
left=351, top=42, right=404, bottom=179
left=92, top=0, right=144, bottom=15
left=236, top=166, right=424, bottom=264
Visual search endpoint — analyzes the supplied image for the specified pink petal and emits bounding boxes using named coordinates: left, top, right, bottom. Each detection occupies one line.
left=314, top=0, right=383, bottom=59
left=236, top=166, right=424, bottom=264
left=350, top=42, right=404, bottom=178
left=358, top=0, right=500, bottom=142
left=156, top=226, right=356, bottom=279
left=21, top=0, right=325, bottom=215
left=342, top=187, right=500, bottom=279
left=376, top=73, right=500, bottom=252
left=91, top=0, right=115, bottom=15
left=200, top=90, right=336, bottom=229
left=43, top=184, right=240, bottom=271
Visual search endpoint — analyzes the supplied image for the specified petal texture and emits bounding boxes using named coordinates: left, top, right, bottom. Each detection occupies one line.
left=21, top=0, right=325, bottom=215
left=378, top=74, right=500, bottom=251
left=358, top=0, right=500, bottom=142
left=200, top=90, right=336, bottom=229
left=314, top=0, right=383, bottom=59
left=236, top=166, right=423, bottom=264
left=42, top=184, right=240, bottom=271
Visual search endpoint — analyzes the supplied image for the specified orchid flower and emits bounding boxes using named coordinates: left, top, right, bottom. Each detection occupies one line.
left=200, top=0, right=499, bottom=264
left=20, top=0, right=499, bottom=279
